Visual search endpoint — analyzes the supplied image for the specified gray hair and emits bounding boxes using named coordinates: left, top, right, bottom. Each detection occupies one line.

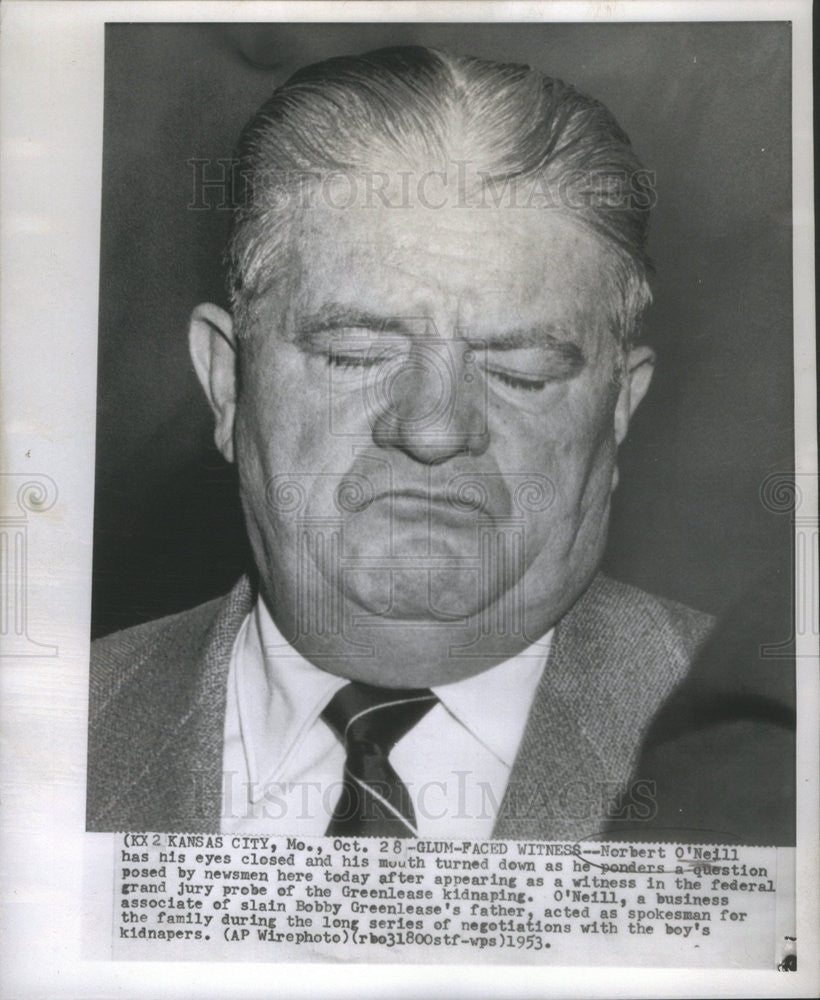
left=227, top=46, right=654, bottom=345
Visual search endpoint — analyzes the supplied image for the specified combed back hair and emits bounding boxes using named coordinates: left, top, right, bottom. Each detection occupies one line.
left=227, top=46, right=654, bottom=346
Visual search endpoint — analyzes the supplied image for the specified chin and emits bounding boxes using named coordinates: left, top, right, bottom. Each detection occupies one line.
left=339, top=566, right=496, bottom=621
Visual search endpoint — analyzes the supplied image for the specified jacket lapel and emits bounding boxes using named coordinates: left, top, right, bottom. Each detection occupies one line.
left=108, top=577, right=256, bottom=832
left=493, top=574, right=661, bottom=841
left=492, top=582, right=612, bottom=840
left=169, top=577, right=255, bottom=829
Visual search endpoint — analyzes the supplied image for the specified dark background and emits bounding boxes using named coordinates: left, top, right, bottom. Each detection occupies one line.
left=92, top=21, right=794, bottom=639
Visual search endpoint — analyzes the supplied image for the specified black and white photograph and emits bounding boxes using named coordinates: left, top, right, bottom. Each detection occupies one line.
left=88, top=20, right=796, bottom=844
left=1, top=1, right=817, bottom=995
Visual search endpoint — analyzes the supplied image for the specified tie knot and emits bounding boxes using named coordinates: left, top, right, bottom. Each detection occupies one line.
left=322, top=682, right=437, bottom=754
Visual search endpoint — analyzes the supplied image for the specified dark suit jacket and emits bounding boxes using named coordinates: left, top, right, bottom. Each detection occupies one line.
left=87, top=573, right=718, bottom=839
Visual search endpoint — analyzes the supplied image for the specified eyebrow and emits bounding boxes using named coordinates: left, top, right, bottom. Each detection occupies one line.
left=464, top=327, right=585, bottom=358
left=294, top=308, right=412, bottom=339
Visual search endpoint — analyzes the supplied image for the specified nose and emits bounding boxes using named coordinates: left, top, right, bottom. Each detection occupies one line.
left=370, top=343, right=490, bottom=463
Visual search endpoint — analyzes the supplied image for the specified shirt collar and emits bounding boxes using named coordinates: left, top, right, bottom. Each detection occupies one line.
left=235, top=598, right=552, bottom=796
left=234, top=601, right=347, bottom=798
left=431, top=636, right=551, bottom=768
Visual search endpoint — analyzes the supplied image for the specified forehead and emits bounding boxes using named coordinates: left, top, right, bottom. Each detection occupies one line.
left=266, top=203, right=616, bottom=342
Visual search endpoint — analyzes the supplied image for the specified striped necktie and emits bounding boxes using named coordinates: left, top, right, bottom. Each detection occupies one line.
left=322, top=681, right=438, bottom=838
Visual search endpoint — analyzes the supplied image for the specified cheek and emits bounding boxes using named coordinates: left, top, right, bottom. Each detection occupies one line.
left=495, top=381, right=616, bottom=468
left=553, top=396, right=618, bottom=503
left=493, top=386, right=617, bottom=535
left=238, top=350, right=321, bottom=458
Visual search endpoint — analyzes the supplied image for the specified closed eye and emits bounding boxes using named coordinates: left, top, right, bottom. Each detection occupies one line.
left=486, top=368, right=548, bottom=391
left=327, top=352, right=394, bottom=370
left=329, top=357, right=561, bottom=390
left=473, top=338, right=586, bottom=389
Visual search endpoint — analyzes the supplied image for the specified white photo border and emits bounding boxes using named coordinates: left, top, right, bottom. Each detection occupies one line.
left=0, top=2, right=816, bottom=998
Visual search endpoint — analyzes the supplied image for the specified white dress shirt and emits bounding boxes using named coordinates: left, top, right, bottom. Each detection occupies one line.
left=221, top=599, right=551, bottom=838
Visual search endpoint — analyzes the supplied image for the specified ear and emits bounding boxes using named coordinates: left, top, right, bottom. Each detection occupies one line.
left=613, top=344, right=655, bottom=447
left=189, top=303, right=238, bottom=463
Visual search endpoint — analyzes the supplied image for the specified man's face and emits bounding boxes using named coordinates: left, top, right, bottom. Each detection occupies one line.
left=192, top=199, right=653, bottom=686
